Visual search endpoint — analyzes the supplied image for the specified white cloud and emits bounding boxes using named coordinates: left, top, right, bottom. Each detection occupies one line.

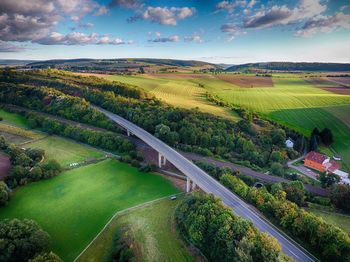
left=184, top=34, right=202, bottom=43
left=0, top=0, right=107, bottom=43
left=109, top=0, right=142, bottom=9
left=243, top=0, right=327, bottom=28
left=71, top=16, right=80, bottom=22
left=37, top=32, right=129, bottom=45
left=295, top=12, right=350, bottom=37
left=247, top=0, right=256, bottom=8
left=215, top=1, right=247, bottom=13
left=340, top=5, right=349, bottom=12
left=130, top=6, right=196, bottom=25
left=149, top=35, right=180, bottom=42
left=0, top=40, right=24, bottom=52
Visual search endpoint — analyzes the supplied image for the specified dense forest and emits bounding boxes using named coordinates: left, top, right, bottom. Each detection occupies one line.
left=0, top=219, right=61, bottom=262
left=175, top=193, right=288, bottom=262
left=0, top=69, right=303, bottom=171
left=226, top=62, right=350, bottom=72
left=25, top=58, right=218, bottom=72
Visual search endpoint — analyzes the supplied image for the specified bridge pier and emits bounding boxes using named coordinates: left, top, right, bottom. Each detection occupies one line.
left=192, top=181, right=197, bottom=190
left=127, top=130, right=131, bottom=136
left=158, top=153, right=167, bottom=168
left=186, top=177, right=191, bottom=193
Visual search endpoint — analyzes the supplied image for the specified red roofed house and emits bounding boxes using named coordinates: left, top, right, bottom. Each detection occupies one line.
left=304, top=151, right=340, bottom=173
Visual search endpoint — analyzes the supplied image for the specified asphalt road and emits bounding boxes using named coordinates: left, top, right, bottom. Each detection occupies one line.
left=97, top=106, right=316, bottom=262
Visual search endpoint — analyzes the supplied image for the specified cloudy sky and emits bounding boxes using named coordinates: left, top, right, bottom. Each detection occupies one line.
left=0, top=0, right=349, bottom=63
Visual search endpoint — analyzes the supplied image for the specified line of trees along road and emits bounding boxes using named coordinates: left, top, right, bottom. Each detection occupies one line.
left=0, top=69, right=304, bottom=172
left=220, top=174, right=350, bottom=261
left=175, top=193, right=291, bottom=262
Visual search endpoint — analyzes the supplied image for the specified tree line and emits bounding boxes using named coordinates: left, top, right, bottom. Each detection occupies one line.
left=0, top=219, right=61, bottom=262
left=0, top=135, right=62, bottom=193
left=220, top=174, right=350, bottom=261
left=25, top=112, right=135, bottom=154
left=175, top=193, right=290, bottom=262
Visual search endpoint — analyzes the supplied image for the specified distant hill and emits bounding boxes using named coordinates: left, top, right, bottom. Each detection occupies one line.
left=27, top=58, right=220, bottom=73
left=0, top=59, right=39, bottom=66
left=226, top=62, right=350, bottom=72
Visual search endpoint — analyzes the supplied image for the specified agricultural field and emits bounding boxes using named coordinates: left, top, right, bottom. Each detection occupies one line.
left=199, top=76, right=350, bottom=169
left=0, top=159, right=179, bottom=261
left=77, top=196, right=195, bottom=262
left=97, top=73, right=350, bottom=169
left=102, top=74, right=240, bottom=121
left=23, top=135, right=104, bottom=166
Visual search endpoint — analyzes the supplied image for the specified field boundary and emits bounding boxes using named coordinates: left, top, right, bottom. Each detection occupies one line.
left=74, top=192, right=184, bottom=262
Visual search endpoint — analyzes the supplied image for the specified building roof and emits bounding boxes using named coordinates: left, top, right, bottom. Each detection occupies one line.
left=328, top=160, right=340, bottom=172
left=305, top=151, right=329, bottom=164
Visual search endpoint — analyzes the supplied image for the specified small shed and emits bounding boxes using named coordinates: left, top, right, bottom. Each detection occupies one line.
left=285, top=139, right=294, bottom=148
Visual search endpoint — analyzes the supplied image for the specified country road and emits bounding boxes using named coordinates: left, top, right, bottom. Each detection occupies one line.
left=97, top=106, right=317, bottom=262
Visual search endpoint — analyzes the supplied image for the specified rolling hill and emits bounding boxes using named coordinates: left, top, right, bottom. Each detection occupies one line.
left=226, top=62, right=350, bottom=72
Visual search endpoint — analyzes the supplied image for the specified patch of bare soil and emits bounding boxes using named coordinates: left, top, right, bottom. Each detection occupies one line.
left=216, top=75, right=273, bottom=87
left=308, top=77, right=350, bottom=95
left=321, top=87, right=350, bottom=95
left=0, top=152, right=11, bottom=179
left=327, top=77, right=350, bottom=86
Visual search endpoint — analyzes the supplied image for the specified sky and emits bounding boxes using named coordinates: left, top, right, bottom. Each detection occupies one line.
left=0, top=0, right=349, bottom=64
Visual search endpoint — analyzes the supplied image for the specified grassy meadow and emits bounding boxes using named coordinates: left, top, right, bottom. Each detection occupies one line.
left=77, top=196, right=195, bottom=262
left=0, top=159, right=179, bottom=261
left=0, top=108, right=29, bottom=128
left=24, top=135, right=104, bottom=166
left=308, top=208, right=350, bottom=234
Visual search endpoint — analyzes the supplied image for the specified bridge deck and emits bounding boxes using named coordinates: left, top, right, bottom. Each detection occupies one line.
left=97, top=106, right=316, bottom=262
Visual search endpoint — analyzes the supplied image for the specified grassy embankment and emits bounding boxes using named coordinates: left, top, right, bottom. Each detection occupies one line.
left=77, top=196, right=195, bottom=262
left=23, top=136, right=104, bottom=166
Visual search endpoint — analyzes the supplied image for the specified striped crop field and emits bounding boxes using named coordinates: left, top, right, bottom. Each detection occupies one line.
left=104, top=74, right=240, bottom=121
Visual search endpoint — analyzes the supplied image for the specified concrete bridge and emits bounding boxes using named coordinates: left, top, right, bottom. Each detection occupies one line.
left=97, top=106, right=316, bottom=262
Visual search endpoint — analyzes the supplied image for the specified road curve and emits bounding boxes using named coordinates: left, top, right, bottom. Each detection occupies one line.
left=97, top=106, right=316, bottom=262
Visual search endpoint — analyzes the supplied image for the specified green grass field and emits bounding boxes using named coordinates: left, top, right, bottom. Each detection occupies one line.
left=307, top=208, right=350, bottom=234
left=0, top=159, right=179, bottom=261
left=0, top=109, right=29, bottom=128
left=105, top=74, right=240, bottom=121
left=24, top=136, right=104, bottom=166
left=77, top=196, right=195, bottom=262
